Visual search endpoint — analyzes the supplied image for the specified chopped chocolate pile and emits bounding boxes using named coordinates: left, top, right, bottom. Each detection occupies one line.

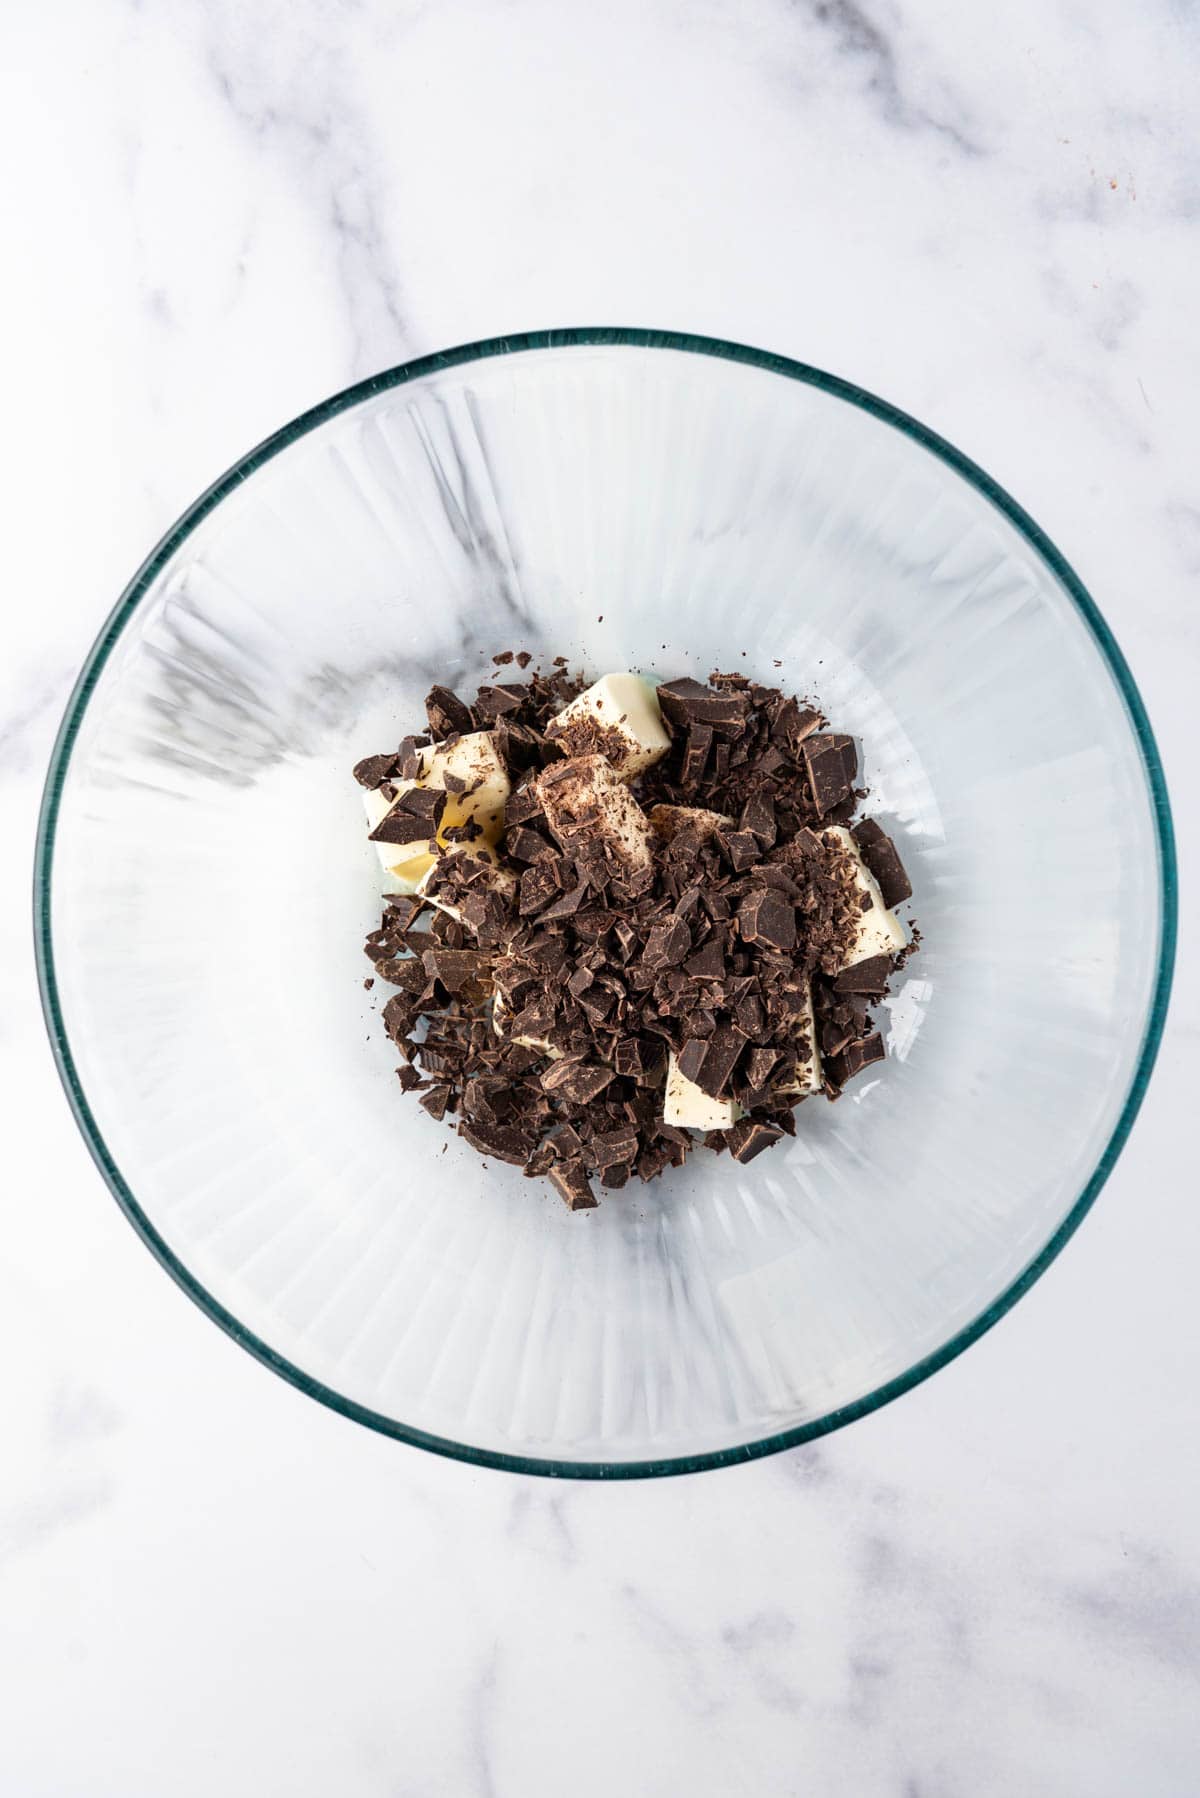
left=356, top=662, right=916, bottom=1208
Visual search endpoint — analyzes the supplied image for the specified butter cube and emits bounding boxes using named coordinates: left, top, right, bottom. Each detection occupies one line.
left=364, top=731, right=511, bottom=887
left=823, top=826, right=907, bottom=967
left=547, top=672, right=670, bottom=781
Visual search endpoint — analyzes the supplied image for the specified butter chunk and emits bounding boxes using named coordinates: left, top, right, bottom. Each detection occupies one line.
left=547, top=672, right=670, bottom=780
left=365, top=731, right=510, bottom=887
left=823, top=826, right=907, bottom=967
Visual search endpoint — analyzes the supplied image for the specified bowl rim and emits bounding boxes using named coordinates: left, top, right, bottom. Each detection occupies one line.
left=33, top=327, right=1178, bottom=1480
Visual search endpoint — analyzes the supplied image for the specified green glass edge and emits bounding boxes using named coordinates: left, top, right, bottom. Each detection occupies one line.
left=33, top=327, right=1178, bottom=1481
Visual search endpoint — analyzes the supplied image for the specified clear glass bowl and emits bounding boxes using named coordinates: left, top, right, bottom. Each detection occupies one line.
left=35, top=330, right=1176, bottom=1477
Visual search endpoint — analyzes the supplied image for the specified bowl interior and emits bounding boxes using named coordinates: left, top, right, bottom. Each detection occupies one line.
left=43, top=338, right=1168, bottom=1471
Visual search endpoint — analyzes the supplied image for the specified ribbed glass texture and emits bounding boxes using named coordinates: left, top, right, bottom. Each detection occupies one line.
left=37, top=333, right=1174, bottom=1475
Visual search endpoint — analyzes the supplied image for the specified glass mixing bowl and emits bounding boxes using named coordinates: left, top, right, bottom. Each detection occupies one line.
left=35, top=330, right=1175, bottom=1476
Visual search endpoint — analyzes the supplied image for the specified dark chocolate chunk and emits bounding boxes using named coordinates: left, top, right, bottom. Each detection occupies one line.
left=717, top=828, right=759, bottom=873
left=420, top=1084, right=452, bottom=1121
left=504, top=785, right=544, bottom=827
left=745, top=1046, right=780, bottom=1090
left=833, top=954, right=892, bottom=995
left=684, top=937, right=726, bottom=980
left=802, top=734, right=855, bottom=815
left=727, top=1117, right=785, bottom=1164
left=396, top=735, right=428, bottom=782
left=370, top=786, right=446, bottom=844
left=474, top=683, right=526, bottom=718
left=549, top=1159, right=598, bottom=1210
left=523, top=1140, right=558, bottom=1177
left=421, top=947, right=489, bottom=994
left=657, top=679, right=749, bottom=732
left=644, top=916, right=691, bottom=969
left=590, top=1125, right=639, bottom=1171
left=831, top=733, right=858, bottom=788
left=382, top=894, right=425, bottom=930
left=396, top=786, right=446, bottom=827
left=425, top=685, right=474, bottom=737
left=353, top=752, right=398, bottom=788
left=738, top=888, right=796, bottom=954
left=458, top=1119, right=533, bottom=1165
left=827, top=1031, right=886, bottom=1090
left=739, top=790, right=777, bottom=846
left=852, top=818, right=913, bottom=908
left=677, top=1025, right=747, bottom=1098
left=771, top=697, right=820, bottom=754
left=539, top=1059, right=615, bottom=1103
left=680, top=724, right=713, bottom=790
left=539, top=884, right=588, bottom=921
left=506, top=826, right=556, bottom=863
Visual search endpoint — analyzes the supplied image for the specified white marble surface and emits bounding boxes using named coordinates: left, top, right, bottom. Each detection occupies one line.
left=3, top=2, right=1197, bottom=1791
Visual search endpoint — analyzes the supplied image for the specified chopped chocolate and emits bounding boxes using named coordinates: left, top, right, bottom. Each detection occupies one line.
left=680, top=724, right=713, bottom=790
left=458, top=1119, right=533, bottom=1164
left=549, top=1159, right=598, bottom=1210
left=802, top=734, right=856, bottom=815
left=590, top=1125, right=639, bottom=1171
left=504, top=785, right=544, bottom=828
left=833, top=954, right=893, bottom=995
left=474, top=683, right=526, bottom=719
left=358, top=659, right=916, bottom=1205
left=370, top=787, right=446, bottom=844
left=420, top=1084, right=452, bottom=1121
left=717, top=828, right=759, bottom=873
left=539, top=1058, right=615, bottom=1103
left=383, top=894, right=425, bottom=930
left=827, top=1030, right=886, bottom=1090
left=421, top=947, right=490, bottom=994
left=727, top=1118, right=784, bottom=1163
left=425, top=684, right=474, bottom=737
left=677, top=1025, right=748, bottom=1098
left=738, top=888, right=797, bottom=954
left=644, top=916, right=691, bottom=968
left=851, top=818, right=913, bottom=908
left=684, top=936, right=727, bottom=982
left=657, top=679, right=749, bottom=732
left=506, top=826, right=556, bottom=863
left=739, top=790, right=777, bottom=846
left=396, top=735, right=428, bottom=782
left=353, top=752, right=399, bottom=788
left=745, top=1046, right=780, bottom=1090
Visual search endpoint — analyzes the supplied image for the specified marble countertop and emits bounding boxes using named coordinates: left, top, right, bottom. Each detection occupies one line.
left=3, top=3, right=1196, bottom=1792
